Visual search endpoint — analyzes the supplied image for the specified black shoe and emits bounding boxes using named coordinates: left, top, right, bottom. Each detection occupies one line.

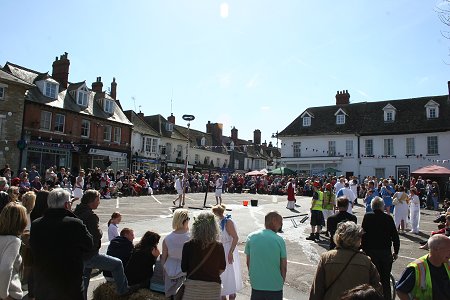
left=314, top=233, right=320, bottom=241
left=306, top=233, right=315, bottom=241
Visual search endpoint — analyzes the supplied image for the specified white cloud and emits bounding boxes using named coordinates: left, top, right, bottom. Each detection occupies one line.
left=260, top=106, right=270, bottom=111
left=246, top=73, right=260, bottom=88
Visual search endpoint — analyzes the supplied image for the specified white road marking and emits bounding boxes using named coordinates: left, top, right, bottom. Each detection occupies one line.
left=151, top=195, right=162, bottom=204
left=116, top=197, right=119, bottom=209
left=398, top=254, right=416, bottom=260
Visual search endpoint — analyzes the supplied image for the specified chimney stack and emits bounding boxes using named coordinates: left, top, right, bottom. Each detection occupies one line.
left=231, top=127, right=238, bottom=143
left=92, top=77, right=103, bottom=93
left=52, top=52, right=70, bottom=91
left=167, top=113, right=175, bottom=124
left=110, top=77, right=117, bottom=100
left=335, top=90, right=350, bottom=105
left=206, top=121, right=223, bottom=148
left=137, top=111, right=144, bottom=118
left=253, top=129, right=261, bottom=145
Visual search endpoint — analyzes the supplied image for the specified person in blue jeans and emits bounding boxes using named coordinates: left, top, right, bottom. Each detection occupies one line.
left=73, top=189, right=135, bottom=299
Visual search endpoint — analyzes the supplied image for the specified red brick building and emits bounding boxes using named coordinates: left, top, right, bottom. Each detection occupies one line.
left=2, top=53, right=132, bottom=174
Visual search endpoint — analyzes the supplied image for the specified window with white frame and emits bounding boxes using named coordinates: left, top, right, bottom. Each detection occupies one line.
left=216, top=158, right=220, bottom=167
left=54, top=114, right=65, bottom=133
left=151, top=138, right=158, bottom=153
left=166, top=122, right=173, bottom=131
left=406, top=138, right=415, bottom=155
left=234, top=159, right=239, bottom=170
left=385, top=111, right=393, bottom=122
left=77, top=91, right=88, bottom=106
left=428, top=107, right=437, bottom=119
left=365, top=139, right=373, bottom=156
left=375, top=168, right=385, bottom=179
left=346, top=140, right=353, bottom=156
left=81, top=120, right=90, bottom=137
left=165, top=143, right=172, bottom=160
left=303, top=116, right=311, bottom=127
left=328, top=141, right=336, bottom=156
left=293, top=142, right=301, bottom=157
left=45, top=82, right=57, bottom=98
left=195, top=154, right=200, bottom=164
left=143, top=137, right=158, bottom=153
left=113, top=127, right=121, bottom=144
left=103, top=125, right=112, bottom=141
left=177, top=145, right=183, bottom=158
left=104, top=99, right=114, bottom=114
left=336, top=114, right=345, bottom=125
left=427, top=136, right=438, bottom=155
left=201, top=137, right=206, bottom=146
left=40, top=111, right=52, bottom=130
left=384, top=138, right=394, bottom=155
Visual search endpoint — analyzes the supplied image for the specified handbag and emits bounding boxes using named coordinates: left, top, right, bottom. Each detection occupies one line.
left=174, top=242, right=217, bottom=300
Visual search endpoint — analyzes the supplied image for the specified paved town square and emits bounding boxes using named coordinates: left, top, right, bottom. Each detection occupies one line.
left=80, top=192, right=441, bottom=300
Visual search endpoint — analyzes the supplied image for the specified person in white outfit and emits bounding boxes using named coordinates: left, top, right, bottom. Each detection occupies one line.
left=212, top=204, right=243, bottom=300
left=408, top=188, right=421, bottom=234
left=173, top=175, right=184, bottom=207
left=73, top=169, right=85, bottom=201
left=161, top=209, right=191, bottom=298
left=336, top=182, right=356, bottom=214
left=392, top=186, right=409, bottom=233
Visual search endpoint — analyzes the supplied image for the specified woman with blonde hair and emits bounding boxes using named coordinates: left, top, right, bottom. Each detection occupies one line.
left=310, top=221, right=382, bottom=300
left=0, top=202, right=28, bottom=300
left=21, top=191, right=36, bottom=231
left=181, top=212, right=226, bottom=300
left=161, top=209, right=191, bottom=298
left=212, top=204, right=243, bottom=300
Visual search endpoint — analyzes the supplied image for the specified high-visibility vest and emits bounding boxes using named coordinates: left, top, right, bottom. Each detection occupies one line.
left=408, top=254, right=450, bottom=300
left=311, top=191, right=323, bottom=211
left=322, top=191, right=335, bottom=210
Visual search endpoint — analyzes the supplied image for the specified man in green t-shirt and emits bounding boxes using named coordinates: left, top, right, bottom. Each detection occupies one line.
left=245, top=211, right=287, bottom=300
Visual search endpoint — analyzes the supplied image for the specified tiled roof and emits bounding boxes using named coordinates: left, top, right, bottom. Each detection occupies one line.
left=174, top=125, right=212, bottom=147
left=143, top=115, right=186, bottom=140
left=5, top=62, right=132, bottom=126
left=123, top=110, right=160, bottom=136
left=0, top=69, right=33, bottom=87
left=280, top=95, right=450, bottom=137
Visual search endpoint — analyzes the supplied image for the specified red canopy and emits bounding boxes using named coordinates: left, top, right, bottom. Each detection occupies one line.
left=411, top=165, right=450, bottom=176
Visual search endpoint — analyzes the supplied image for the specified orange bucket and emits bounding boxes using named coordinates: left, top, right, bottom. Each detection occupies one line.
left=243, top=200, right=249, bottom=206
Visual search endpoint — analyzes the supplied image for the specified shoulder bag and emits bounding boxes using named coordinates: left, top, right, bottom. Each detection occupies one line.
left=174, top=242, right=216, bottom=300
left=324, top=250, right=359, bottom=295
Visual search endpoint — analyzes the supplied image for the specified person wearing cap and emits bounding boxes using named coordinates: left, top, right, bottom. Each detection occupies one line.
left=322, top=183, right=335, bottom=226
left=337, top=182, right=356, bottom=214
left=306, top=182, right=324, bottom=241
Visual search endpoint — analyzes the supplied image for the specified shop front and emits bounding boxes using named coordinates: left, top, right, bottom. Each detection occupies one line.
left=80, top=148, right=128, bottom=171
left=25, top=140, right=72, bottom=174
left=132, top=157, right=160, bottom=172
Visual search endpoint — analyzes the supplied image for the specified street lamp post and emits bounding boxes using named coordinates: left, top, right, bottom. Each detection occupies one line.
left=182, top=115, right=195, bottom=176
left=271, top=131, right=279, bottom=168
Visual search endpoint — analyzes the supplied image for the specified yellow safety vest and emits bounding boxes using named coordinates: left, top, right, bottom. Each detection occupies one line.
left=322, top=191, right=335, bottom=210
left=408, top=254, right=450, bottom=300
left=311, top=191, right=323, bottom=211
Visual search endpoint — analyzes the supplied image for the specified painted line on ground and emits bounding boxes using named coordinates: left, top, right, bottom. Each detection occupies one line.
left=151, top=195, right=162, bottom=204
left=116, top=197, right=119, bottom=209
left=398, top=254, right=416, bottom=261
left=238, top=250, right=315, bottom=268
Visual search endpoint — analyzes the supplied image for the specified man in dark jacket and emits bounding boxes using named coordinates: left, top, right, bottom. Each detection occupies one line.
left=74, top=189, right=134, bottom=299
left=361, top=196, right=400, bottom=300
left=30, top=188, right=93, bottom=300
left=326, top=196, right=357, bottom=250
left=103, top=228, right=135, bottom=279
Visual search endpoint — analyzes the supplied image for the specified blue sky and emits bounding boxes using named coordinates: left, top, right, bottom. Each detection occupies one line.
left=2, top=0, right=449, bottom=144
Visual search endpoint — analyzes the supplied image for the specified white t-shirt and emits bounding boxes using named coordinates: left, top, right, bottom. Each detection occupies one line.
left=108, top=224, right=119, bottom=241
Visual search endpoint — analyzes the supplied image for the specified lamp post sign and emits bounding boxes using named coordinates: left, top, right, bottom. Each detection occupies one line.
left=182, top=115, right=195, bottom=176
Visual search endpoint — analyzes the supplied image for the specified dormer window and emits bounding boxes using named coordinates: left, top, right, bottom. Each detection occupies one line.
left=45, top=82, right=58, bottom=99
left=166, top=122, right=173, bottom=131
left=77, top=91, right=88, bottom=106
left=425, top=100, right=439, bottom=119
left=303, top=116, right=311, bottom=127
left=383, top=104, right=397, bottom=122
left=336, top=114, right=345, bottom=125
left=334, top=108, right=347, bottom=125
left=201, top=137, right=206, bottom=146
left=104, top=99, right=114, bottom=114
